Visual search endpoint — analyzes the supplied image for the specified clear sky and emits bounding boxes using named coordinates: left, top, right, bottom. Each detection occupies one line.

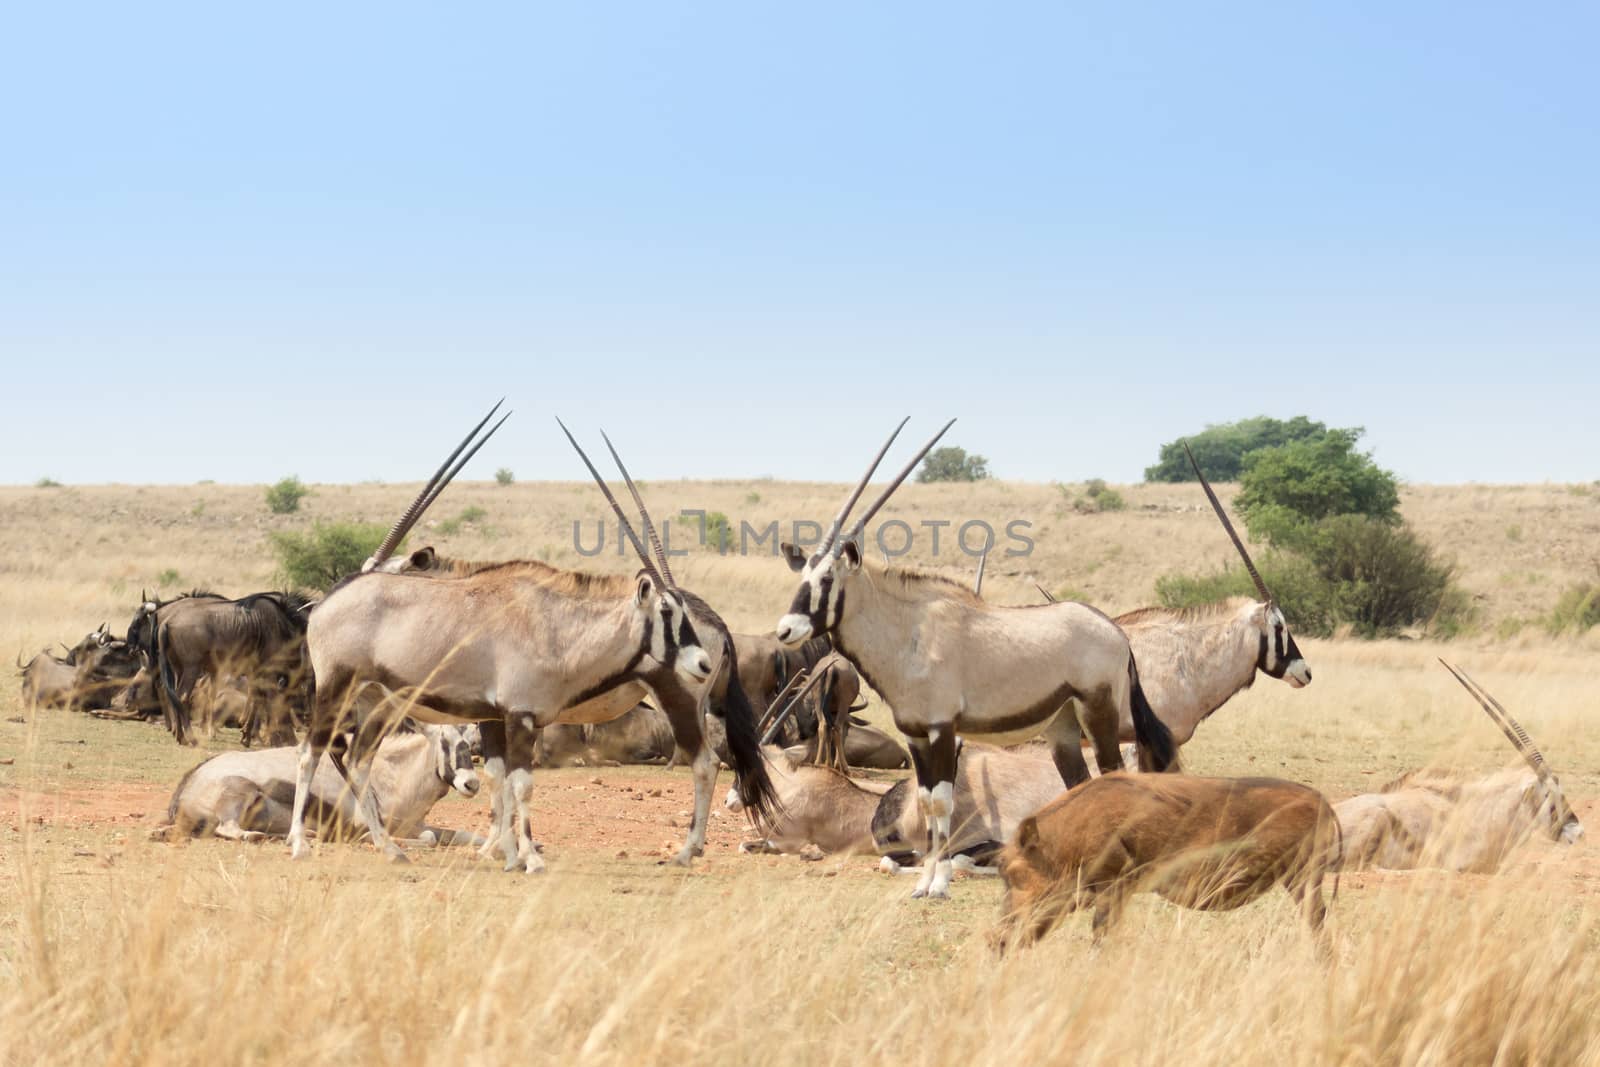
left=2, top=2, right=1595, bottom=486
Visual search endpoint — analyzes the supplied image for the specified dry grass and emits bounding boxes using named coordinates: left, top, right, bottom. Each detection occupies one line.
left=3, top=478, right=1600, bottom=1064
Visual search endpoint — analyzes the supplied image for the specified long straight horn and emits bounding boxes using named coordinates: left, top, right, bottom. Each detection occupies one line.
left=370, top=399, right=506, bottom=567
left=844, top=418, right=957, bottom=543
left=413, top=409, right=512, bottom=521
left=1036, top=583, right=1057, bottom=604
left=556, top=418, right=661, bottom=584
left=1439, top=660, right=1553, bottom=778
left=973, top=546, right=988, bottom=596
left=820, top=417, right=910, bottom=556
left=599, top=429, right=674, bottom=587
left=1184, top=441, right=1272, bottom=604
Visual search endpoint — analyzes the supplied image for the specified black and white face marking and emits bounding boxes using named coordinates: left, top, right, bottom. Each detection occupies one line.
left=775, top=540, right=860, bottom=647
left=638, top=576, right=713, bottom=682
left=435, top=724, right=481, bottom=797
left=1257, top=604, right=1311, bottom=688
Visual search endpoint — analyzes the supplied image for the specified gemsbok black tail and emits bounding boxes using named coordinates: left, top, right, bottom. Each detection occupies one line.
left=712, top=633, right=781, bottom=824
left=1128, top=655, right=1179, bottom=773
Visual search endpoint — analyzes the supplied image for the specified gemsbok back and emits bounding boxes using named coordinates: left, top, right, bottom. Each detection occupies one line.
left=775, top=419, right=1177, bottom=899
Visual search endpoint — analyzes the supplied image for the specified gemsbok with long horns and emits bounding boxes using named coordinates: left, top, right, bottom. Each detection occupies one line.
left=290, top=405, right=774, bottom=872
left=1035, top=444, right=1312, bottom=748
left=774, top=419, right=1178, bottom=899
left=1336, top=661, right=1582, bottom=873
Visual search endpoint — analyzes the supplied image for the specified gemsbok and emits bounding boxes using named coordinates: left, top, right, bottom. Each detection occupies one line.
left=992, top=773, right=1340, bottom=955
left=1035, top=445, right=1311, bottom=749
left=156, top=722, right=483, bottom=846
left=1336, top=661, right=1582, bottom=873
left=775, top=419, right=1177, bottom=898
left=290, top=407, right=774, bottom=873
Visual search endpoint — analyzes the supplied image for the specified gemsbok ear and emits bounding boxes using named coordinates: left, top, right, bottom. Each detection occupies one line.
left=409, top=546, right=437, bottom=569
left=839, top=540, right=863, bottom=569
left=780, top=542, right=808, bottom=573
left=635, top=573, right=656, bottom=606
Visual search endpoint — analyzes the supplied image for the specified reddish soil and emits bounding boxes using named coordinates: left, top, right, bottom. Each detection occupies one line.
left=1, top=768, right=759, bottom=862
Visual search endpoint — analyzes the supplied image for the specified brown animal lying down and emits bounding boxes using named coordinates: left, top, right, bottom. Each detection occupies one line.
left=993, top=773, right=1339, bottom=954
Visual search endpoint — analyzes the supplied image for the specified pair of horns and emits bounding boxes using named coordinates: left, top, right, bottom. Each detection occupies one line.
left=1183, top=441, right=1274, bottom=605
left=557, top=419, right=677, bottom=590
left=1439, top=660, right=1555, bottom=783
left=819, top=418, right=957, bottom=558
left=369, top=400, right=513, bottom=568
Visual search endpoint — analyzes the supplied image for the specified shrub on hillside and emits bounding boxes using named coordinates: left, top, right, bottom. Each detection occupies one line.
left=1145, top=416, right=1330, bottom=483
left=1237, top=429, right=1400, bottom=545
left=1155, top=516, right=1470, bottom=638
left=266, top=475, right=311, bottom=515
left=1547, top=577, right=1600, bottom=635
left=916, top=446, right=991, bottom=483
left=495, top=468, right=515, bottom=487
left=271, top=521, right=388, bottom=590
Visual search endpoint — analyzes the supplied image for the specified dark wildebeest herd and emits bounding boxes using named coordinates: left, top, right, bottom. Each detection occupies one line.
left=14, top=407, right=1583, bottom=952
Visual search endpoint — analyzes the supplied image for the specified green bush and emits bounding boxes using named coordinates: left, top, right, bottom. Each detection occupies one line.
left=495, top=468, right=515, bottom=487
left=271, top=521, right=388, bottom=590
left=1155, top=517, right=1470, bottom=638
left=1156, top=552, right=1339, bottom=637
left=1145, top=416, right=1330, bottom=483
left=35, top=476, right=63, bottom=488
left=157, top=568, right=182, bottom=588
left=459, top=505, right=487, bottom=524
left=1237, top=430, right=1400, bottom=545
left=265, top=475, right=311, bottom=515
left=916, top=446, right=991, bottom=483
left=1547, top=581, right=1600, bottom=635
left=1085, top=480, right=1126, bottom=512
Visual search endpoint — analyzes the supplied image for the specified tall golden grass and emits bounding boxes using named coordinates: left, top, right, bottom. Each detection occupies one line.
left=3, top=478, right=1598, bottom=1064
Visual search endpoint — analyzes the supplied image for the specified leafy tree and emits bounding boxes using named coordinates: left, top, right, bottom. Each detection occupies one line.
left=495, top=468, right=515, bottom=486
left=271, top=522, right=388, bottom=590
left=916, top=446, right=991, bottom=483
left=265, top=475, right=311, bottom=515
left=1236, top=429, right=1400, bottom=549
left=1144, top=416, right=1329, bottom=483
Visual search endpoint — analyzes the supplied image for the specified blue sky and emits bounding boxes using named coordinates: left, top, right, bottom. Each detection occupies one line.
left=2, top=2, right=1595, bottom=485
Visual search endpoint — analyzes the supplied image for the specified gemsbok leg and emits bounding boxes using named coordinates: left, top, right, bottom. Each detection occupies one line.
left=342, top=713, right=409, bottom=862
left=504, top=713, right=545, bottom=874
left=908, top=725, right=959, bottom=899
left=288, top=671, right=345, bottom=860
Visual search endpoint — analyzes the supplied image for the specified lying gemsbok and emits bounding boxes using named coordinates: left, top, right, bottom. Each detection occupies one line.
left=289, top=405, right=774, bottom=872
left=156, top=722, right=483, bottom=846
left=1336, top=661, right=1582, bottom=873
left=775, top=419, right=1178, bottom=899
left=992, top=773, right=1340, bottom=955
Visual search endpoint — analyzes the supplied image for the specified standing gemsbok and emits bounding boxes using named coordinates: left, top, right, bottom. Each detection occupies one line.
left=290, top=405, right=775, bottom=872
left=774, top=420, right=1178, bottom=899
left=1037, top=444, right=1312, bottom=748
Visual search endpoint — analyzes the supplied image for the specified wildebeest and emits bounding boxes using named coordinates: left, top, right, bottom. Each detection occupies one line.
left=19, top=645, right=79, bottom=709
left=1336, top=661, right=1582, bottom=873
left=18, top=625, right=141, bottom=712
left=154, top=722, right=483, bottom=845
left=992, top=773, right=1340, bottom=953
left=150, top=591, right=312, bottom=746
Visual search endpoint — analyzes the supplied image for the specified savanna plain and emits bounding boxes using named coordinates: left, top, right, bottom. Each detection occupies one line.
left=3, top=477, right=1599, bottom=1065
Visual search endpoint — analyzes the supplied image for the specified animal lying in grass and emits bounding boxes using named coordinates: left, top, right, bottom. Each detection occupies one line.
left=992, top=773, right=1340, bottom=954
left=153, top=723, right=484, bottom=846
left=725, top=747, right=894, bottom=855
left=1335, top=661, right=1582, bottom=873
